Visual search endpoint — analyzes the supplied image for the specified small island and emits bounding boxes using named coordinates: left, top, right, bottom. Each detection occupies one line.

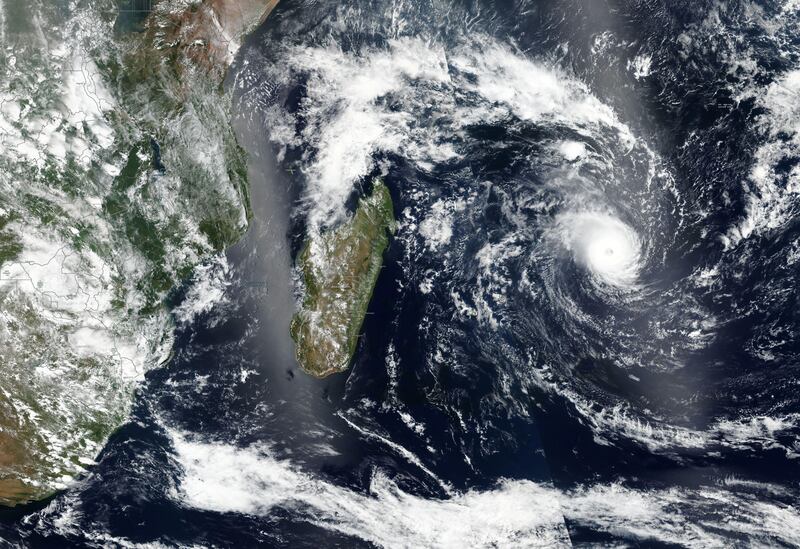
left=291, top=181, right=395, bottom=377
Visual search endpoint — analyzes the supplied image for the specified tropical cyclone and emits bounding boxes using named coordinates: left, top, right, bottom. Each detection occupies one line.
left=0, top=0, right=276, bottom=505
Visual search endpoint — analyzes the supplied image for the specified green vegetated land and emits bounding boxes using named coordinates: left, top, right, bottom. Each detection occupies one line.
left=0, top=0, right=273, bottom=505
left=291, top=181, right=395, bottom=377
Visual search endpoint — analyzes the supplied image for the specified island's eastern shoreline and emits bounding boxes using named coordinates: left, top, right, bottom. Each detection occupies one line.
left=291, top=181, right=396, bottom=378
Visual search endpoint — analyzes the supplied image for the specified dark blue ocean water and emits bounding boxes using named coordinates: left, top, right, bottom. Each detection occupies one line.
left=2, top=0, right=800, bottom=546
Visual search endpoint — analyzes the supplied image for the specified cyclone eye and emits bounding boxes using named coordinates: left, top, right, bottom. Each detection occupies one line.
left=555, top=212, right=642, bottom=288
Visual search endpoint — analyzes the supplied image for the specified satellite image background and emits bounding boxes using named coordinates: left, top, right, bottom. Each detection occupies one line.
left=0, top=0, right=799, bottom=547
